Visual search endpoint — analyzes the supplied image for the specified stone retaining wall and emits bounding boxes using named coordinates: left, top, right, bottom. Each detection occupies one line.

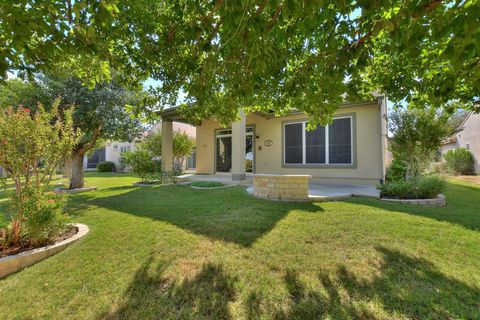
left=252, top=174, right=311, bottom=201
left=381, top=194, right=446, bottom=207
left=0, top=224, right=89, bottom=279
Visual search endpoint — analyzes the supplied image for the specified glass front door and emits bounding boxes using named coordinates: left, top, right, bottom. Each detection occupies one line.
left=216, top=136, right=232, bottom=172
left=215, top=127, right=254, bottom=173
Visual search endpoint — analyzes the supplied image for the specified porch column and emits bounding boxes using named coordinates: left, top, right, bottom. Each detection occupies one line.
left=231, top=108, right=246, bottom=181
left=161, top=118, right=173, bottom=172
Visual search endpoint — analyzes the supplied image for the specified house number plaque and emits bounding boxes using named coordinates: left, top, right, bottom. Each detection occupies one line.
left=264, top=140, right=273, bottom=147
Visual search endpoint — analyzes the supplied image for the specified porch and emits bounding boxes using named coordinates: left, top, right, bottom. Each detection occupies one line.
left=178, top=173, right=380, bottom=200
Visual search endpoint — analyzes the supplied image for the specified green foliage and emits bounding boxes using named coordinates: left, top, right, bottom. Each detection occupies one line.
left=1, top=2, right=479, bottom=123
left=12, top=187, right=67, bottom=247
left=386, top=158, right=408, bottom=181
left=121, top=150, right=159, bottom=183
left=444, top=148, right=475, bottom=175
left=191, top=181, right=225, bottom=188
left=389, top=107, right=455, bottom=179
left=378, top=175, right=446, bottom=199
left=143, top=130, right=195, bottom=170
left=0, top=99, right=81, bottom=247
left=97, top=161, right=116, bottom=173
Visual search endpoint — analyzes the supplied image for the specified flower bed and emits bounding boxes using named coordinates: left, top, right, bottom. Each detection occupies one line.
left=0, top=224, right=89, bottom=278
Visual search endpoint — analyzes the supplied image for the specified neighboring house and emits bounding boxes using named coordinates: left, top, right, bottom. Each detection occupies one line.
left=84, top=121, right=196, bottom=171
left=160, top=97, right=388, bottom=185
left=440, top=112, right=480, bottom=174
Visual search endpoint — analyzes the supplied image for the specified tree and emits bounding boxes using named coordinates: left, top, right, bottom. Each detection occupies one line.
left=143, top=130, right=195, bottom=169
left=1, top=1, right=479, bottom=125
left=0, top=76, right=144, bottom=189
left=388, top=106, right=456, bottom=179
left=0, top=99, right=81, bottom=246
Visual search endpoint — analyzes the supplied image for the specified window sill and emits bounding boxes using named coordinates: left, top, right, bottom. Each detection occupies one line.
left=282, top=163, right=357, bottom=169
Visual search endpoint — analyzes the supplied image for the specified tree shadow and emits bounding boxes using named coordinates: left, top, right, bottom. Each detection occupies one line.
left=100, top=258, right=237, bottom=320
left=68, top=185, right=322, bottom=246
left=245, top=246, right=480, bottom=319
left=348, top=179, right=480, bottom=231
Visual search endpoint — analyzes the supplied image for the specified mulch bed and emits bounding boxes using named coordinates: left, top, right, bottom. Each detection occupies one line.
left=0, top=225, right=78, bottom=258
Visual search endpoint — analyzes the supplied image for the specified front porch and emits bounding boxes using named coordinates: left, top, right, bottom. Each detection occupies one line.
left=178, top=173, right=380, bottom=200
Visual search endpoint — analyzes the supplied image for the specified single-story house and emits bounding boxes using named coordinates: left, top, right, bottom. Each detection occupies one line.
left=440, top=111, right=480, bottom=174
left=160, top=96, right=388, bottom=185
left=84, top=122, right=196, bottom=171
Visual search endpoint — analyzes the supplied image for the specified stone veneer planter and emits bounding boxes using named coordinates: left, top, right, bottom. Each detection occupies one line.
left=251, top=174, right=311, bottom=202
left=0, top=223, right=89, bottom=279
left=381, top=194, right=446, bottom=207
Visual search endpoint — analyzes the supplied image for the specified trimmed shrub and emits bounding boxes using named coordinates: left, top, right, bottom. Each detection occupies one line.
left=444, top=148, right=475, bottom=175
left=386, top=158, right=407, bottom=181
left=377, top=175, right=446, bottom=199
left=97, top=161, right=116, bottom=172
left=191, top=181, right=224, bottom=188
left=430, top=161, right=449, bottom=174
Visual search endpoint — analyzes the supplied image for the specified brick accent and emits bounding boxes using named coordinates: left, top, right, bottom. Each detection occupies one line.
left=252, top=174, right=311, bottom=202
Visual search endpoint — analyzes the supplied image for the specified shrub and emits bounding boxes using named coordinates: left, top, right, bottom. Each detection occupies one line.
left=13, top=187, right=68, bottom=247
left=0, top=99, right=81, bottom=248
left=191, top=181, right=224, bottom=188
left=121, top=150, right=159, bottom=182
left=444, top=148, right=475, bottom=175
left=97, top=161, right=116, bottom=172
left=377, top=175, right=446, bottom=199
left=430, top=161, right=449, bottom=174
left=386, top=158, right=407, bottom=181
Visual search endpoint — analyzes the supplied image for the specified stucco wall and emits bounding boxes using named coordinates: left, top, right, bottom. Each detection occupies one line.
left=195, top=101, right=386, bottom=184
left=455, top=113, right=480, bottom=173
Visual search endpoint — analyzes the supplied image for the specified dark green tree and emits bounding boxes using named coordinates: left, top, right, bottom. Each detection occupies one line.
left=0, top=76, right=144, bottom=189
left=1, top=1, right=479, bottom=124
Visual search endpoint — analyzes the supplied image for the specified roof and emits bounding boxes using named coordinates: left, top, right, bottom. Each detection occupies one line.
left=159, top=98, right=383, bottom=123
left=441, top=111, right=472, bottom=145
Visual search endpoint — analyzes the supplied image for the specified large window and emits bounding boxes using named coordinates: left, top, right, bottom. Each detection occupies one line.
left=283, top=116, right=353, bottom=165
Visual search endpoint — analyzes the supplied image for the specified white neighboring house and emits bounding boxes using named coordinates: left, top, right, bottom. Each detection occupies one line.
left=84, top=121, right=196, bottom=171
left=440, top=112, right=480, bottom=174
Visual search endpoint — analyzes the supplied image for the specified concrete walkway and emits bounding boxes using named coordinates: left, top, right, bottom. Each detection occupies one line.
left=178, top=174, right=380, bottom=200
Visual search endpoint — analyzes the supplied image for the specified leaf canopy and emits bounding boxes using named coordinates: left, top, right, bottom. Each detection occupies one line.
left=1, top=0, right=479, bottom=124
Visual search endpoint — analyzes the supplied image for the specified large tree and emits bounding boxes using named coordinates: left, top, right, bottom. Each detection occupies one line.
left=1, top=1, right=479, bottom=124
left=0, top=76, right=144, bottom=189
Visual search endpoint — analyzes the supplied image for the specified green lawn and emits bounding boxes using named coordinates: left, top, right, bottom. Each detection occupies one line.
left=0, top=173, right=479, bottom=319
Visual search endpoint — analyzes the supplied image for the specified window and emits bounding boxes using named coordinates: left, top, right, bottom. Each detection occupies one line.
left=283, top=116, right=353, bottom=165
left=284, top=123, right=303, bottom=164
left=120, top=146, right=131, bottom=153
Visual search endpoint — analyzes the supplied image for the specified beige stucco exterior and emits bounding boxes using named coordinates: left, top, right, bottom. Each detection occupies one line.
left=195, top=99, right=387, bottom=185
left=440, top=112, right=480, bottom=174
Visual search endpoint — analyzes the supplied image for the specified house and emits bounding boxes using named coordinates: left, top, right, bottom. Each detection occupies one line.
left=160, top=97, right=388, bottom=185
left=84, top=121, right=196, bottom=171
left=440, top=112, right=480, bottom=173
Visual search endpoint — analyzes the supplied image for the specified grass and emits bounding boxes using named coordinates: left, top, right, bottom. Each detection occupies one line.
left=0, top=173, right=479, bottom=319
left=191, top=181, right=225, bottom=188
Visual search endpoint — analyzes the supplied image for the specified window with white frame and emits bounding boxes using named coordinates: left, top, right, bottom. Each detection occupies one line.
left=120, top=145, right=131, bottom=153
left=283, top=116, right=353, bottom=165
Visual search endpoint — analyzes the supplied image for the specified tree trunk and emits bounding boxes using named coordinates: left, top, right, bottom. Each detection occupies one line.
left=70, top=151, right=85, bottom=189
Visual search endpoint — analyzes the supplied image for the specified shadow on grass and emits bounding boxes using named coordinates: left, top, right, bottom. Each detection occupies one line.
left=348, top=180, right=480, bottom=231
left=246, top=246, right=480, bottom=319
left=69, top=185, right=321, bottom=246
left=100, top=258, right=237, bottom=320
left=101, top=247, right=479, bottom=319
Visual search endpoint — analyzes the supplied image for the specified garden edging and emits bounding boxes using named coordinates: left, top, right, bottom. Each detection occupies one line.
left=0, top=223, right=89, bottom=279
left=54, top=186, right=97, bottom=194
left=381, top=194, right=446, bottom=207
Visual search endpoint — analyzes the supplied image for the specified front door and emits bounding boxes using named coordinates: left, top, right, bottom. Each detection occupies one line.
left=215, top=127, right=254, bottom=173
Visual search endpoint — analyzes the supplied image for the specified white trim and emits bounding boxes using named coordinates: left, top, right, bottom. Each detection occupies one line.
left=302, top=122, right=306, bottom=164
left=283, top=116, right=354, bottom=166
